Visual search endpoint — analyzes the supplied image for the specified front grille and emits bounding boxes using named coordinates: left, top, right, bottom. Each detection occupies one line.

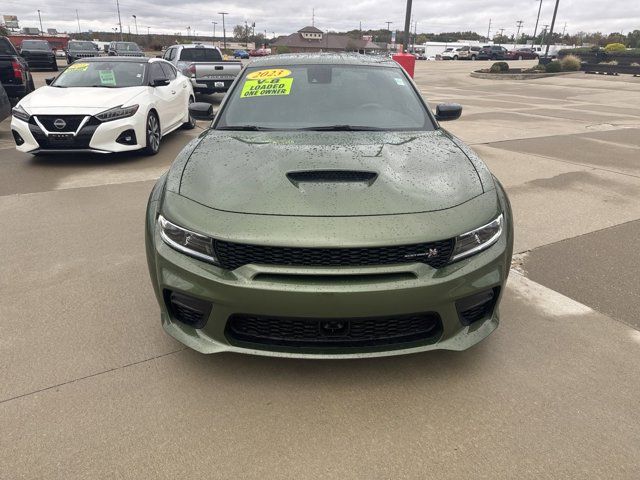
left=213, top=239, right=455, bottom=270
left=35, top=115, right=88, bottom=132
left=225, top=312, right=443, bottom=350
left=29, top=117, right=101, bottom=150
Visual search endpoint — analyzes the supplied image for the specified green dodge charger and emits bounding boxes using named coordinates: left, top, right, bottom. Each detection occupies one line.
left=145, top=54, right=513, bottom=358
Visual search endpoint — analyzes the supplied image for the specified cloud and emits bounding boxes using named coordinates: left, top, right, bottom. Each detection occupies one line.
left=1, top=0, right=638, bottom=37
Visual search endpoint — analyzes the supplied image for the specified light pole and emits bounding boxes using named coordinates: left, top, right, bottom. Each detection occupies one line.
left=37, top=10, right=43, bottom=35
left=219, top=12, right=228, bottom=49
left=532, top=0, right=543, bottom=42
left=544, top=0, right=560, bottom=58
left=385, top=21, right=393, bottom=44
left=132, top=15, right=138, bottom=36
left=76, top=9, right=81, bottom=33
left=515, top=20, right=524, bottom=44
left=115, top=0, right=123, bottom=40
left=212, top=21, right=217, bottom=46
left=402, top=0, right=412, bottom=52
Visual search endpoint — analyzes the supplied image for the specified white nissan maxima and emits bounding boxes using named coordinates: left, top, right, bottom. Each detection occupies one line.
left=11, top=57, right=195, bottom=155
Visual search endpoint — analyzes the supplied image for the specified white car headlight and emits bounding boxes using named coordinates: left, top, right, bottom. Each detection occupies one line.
left=12, top=104, right=30, bottom=122
left=451, top=214, right=504, bottom=262
left=158, top=215, right=219, bottom=264
left=95, top=104, right=139, bottom=122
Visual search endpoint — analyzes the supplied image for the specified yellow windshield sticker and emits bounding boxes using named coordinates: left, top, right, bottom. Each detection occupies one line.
left=241, top=77, right=293, bottom=98
left=67, top=62, right=89, bottom=71
left=99, top=70, right=116, bottom=86
left=246, top=69, right=291, bottom=80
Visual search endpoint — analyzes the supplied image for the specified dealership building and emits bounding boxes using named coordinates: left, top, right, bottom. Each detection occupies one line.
left=271, top=26, right=382, bottom=54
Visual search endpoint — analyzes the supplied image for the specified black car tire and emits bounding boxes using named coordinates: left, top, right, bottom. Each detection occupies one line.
left=51, top=60, right=58, bottom=72
left=143, top=111, right=161, bottom=155
left=182, top=96, right=197, bottom=130
left=28, top=75, right=35, bottom=93
left=471, top=55, right=476, bottom=61
left=518, top=55, right=523, bottom=61
left=453, top=55, right=458, bottom=60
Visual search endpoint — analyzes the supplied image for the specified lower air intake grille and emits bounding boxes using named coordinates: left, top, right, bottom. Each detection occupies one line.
left=456, top=288, right=499, bottom=326
left=164, top=290, right=212, bottom=329
left=225, top=312, right=443, bottom=350
left=213, top=239, right=455, bottom=270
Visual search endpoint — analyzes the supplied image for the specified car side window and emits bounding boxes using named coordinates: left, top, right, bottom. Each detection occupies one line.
left=149, top=63, right=167, bottom=84
left=164, top=47, right=175, bottom=61
left=159, top=63, right=176, bottom=80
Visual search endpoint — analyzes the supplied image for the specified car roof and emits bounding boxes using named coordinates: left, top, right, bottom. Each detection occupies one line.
left=248, top=53, right=398, bottom=68
left=77, top=57, right=150, bottom=63
left=178, top=43, right=217, bottom=49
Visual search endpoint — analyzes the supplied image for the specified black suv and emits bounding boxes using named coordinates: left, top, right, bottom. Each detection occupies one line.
left=66, top=40, right=99, bottom=64
left=19, top=39, right=58, bottom=71
left=477, top=45, right=509, bottom=60
left=107, top=41, right=145, bottom=57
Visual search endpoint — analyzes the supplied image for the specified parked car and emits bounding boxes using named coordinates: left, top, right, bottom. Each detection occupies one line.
left=0, top=83, right=10, bottom=122
left=0, top=36, right=35, bottom=100
left=146, top=53, right=513, bottom=358
left=163, top=43, right=242, bottom=94
left=11, top=57, right=195, bottom=155
left=477, top=45, right=509, bottom=60
left=66, top=40, right=100, bottom=64
left=233, top=49, right=250, bottom=59
left=458, top=46, right=482, bottom=60
left=108, top=41, right=145, bottom=57
left=506, top=48, right=539, bottom=60
left=249, top=48, right=269, bottom=57
left=414, top=53, right=427, bottom=60
left=18, top=39, right=58, bottom=71
left=441, top=47, right=466, bottom=60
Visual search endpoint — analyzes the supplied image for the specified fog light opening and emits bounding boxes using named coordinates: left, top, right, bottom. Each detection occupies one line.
left=116, top=129, right=137, bottom=145
left=12, top=130, right=25, bottom=146
left=164, top=290, right=212, bottom=329
left=456, top=288, right=499, bottom=326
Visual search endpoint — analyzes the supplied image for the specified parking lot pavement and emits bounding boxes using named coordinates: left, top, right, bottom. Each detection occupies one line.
left=1, top=61, right=639, bottom=478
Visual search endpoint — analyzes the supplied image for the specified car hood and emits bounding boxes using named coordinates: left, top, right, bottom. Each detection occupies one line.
left=176, top=130, right=486, bottom=217
left=19, top=86, right=145, bottom=113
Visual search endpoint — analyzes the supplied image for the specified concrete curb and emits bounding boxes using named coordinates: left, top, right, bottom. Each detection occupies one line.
left=470, top=70, right=573, bottom=80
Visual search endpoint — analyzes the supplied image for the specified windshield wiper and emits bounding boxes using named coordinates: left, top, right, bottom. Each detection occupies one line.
left=298, top=125, right=384, bottom=131
left=88, top=85, right=118, bottom=88
left=217, top=125, right=273, bottom=131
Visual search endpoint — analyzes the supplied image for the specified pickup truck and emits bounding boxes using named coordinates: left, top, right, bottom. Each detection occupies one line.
left=0, top=36, right=35, bottom=101
left=162, top=43, right=242, bottom=94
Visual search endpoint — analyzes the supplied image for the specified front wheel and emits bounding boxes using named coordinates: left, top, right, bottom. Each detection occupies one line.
left=143, top=112, right=161, bottom=156
left=453, top=55, right=458, bottom=60
left=471, top=55, right=476, bottom=61
left=518, top=55, right=523, bottom=61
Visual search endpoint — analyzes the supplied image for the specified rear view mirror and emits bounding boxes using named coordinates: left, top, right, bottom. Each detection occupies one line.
left=45, top=77, right=55, bottom=85
left=189, top=102, right=216, bottom=120
left=435, top=103, right=462, bottom=122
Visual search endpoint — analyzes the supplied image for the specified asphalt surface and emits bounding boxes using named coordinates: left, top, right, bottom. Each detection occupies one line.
left=1, top=59, right=639, bottom=478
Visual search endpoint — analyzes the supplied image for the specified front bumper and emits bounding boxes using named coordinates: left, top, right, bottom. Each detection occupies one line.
left=24, top=57, right=56, bottom=68
left=11, top=110, right=147, bottom=154
left=146, top=201, right=513, bottom=359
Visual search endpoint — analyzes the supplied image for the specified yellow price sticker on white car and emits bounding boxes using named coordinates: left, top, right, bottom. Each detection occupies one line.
left=241, top=78, right=293, bottom=98
left=67, top=63, right=89, bottom=71
left=246, top=69, right=291, bottom=80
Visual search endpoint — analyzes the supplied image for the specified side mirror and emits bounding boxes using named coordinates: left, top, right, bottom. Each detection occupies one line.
left=155, top=55, right=162, bottom=58
left=45, top=77, right=55, bottom=85
left=435, top=103, right=462, bottom=122
left=189, top=102, right=216, bottom=121
left=151, top=78, right=170, bottom=87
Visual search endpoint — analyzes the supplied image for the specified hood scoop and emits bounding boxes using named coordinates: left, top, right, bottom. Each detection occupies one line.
left=287, top=170, right=378, bottom=187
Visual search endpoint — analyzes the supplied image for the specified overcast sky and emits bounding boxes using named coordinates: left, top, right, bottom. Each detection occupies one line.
left=1, top=0, right=639, bottom=38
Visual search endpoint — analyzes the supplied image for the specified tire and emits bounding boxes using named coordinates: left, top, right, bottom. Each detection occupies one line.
left=453, top=55, right=458, bottom=60
left=143, top=112, right=161, bottom=155
left=518, top=55, right=523, bottom=61
left=51, top=61, right=58, bottom=72
left=28, top=75, right=35, bottom=93
left=471, top=55, right=476, bottom=61
left=182, top=96, right=196, bottom=130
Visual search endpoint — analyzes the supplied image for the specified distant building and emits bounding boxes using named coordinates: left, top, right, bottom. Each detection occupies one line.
left=271, top=26, right=382, bottom=54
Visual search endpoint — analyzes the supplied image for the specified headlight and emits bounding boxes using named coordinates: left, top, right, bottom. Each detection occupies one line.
left=451, top=214, right=503, bottom=262
left=95, top=104, right=139, bottom=122
left=158, top=215, right=219, bottom=264
left=11, top=104, right=30, bottom=122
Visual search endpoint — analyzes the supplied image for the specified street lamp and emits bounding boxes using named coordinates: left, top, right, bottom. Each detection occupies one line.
left=37, top=10, right=43, bottom=35
left=132, top=15, right=138, bottom=36
left=212, top=21, right=218, bottom=46
left=219, top=12, right=228, bottom=49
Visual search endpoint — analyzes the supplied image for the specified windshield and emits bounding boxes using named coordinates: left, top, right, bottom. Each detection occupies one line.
left=22, top=41, right=50, bottom=51
left=69, top=41, right=95, bottom=51
left=116, top=42, right=140, bottom=51
left=216, top=64, right=434, bottom=131
left=179, top=48, right=222, bottom=62
left=52, top=61, right=146, bottom=88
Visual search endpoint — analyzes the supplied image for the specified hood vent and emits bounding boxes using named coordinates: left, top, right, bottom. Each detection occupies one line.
left=287, top=170, right=378, bottom=186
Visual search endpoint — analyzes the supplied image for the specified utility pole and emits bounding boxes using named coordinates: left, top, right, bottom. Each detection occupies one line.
left=402, top=0, right=412, bottom=52
left=544, top=0, right=560, bottom=57
left=37, top=10, right=43, bottom=35
left=499, top=28, right=505, bottom=37
left=212, top=21, right=217, bottom=46
left=76, top=9, right=81, bottom=33
left=540, top=25, right=549, bottom=48
left=515, top=20, right=524, bottom=44
left=147, top=26, right=150, bottom=36
left=533, top=0, right=543, bottom=41
left=219, top=12, right=228, bottom=49
left=385, top=21, right=393, bottom=44
left=486, top=18, right=492, bottom=43
left=312, top=8, right=315, bottom=27
left=561, top=22, right=567, bottom=37
left=115, top=0, right=123, bottom=40
left=245, top=21, right=249, bottom=47
left=132, top=15, right=138, bottom=36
